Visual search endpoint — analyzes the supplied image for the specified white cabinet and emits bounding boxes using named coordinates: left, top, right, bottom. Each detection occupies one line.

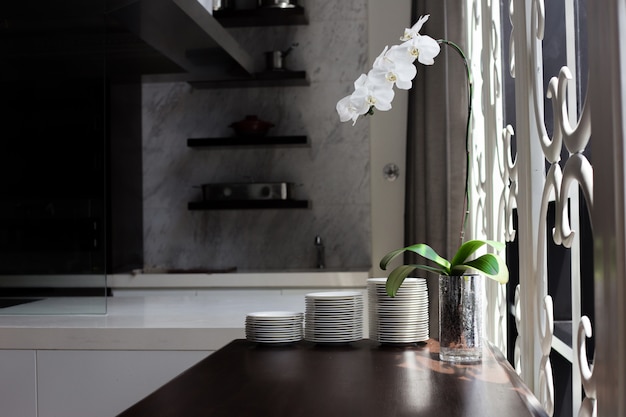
left=0, top=350, right=37, bottom=417
left=0, top=349, right=210, bottom=417
left=37, top=350, right=210, bottom=417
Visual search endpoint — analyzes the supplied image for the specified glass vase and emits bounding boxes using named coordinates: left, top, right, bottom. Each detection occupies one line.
left=438, top=274, right=484, bottom=362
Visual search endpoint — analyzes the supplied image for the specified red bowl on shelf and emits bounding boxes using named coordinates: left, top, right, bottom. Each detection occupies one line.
left=229, top=115, right=275, bottom=137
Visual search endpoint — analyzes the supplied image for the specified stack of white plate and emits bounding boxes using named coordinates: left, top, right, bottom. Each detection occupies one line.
left=368, top=278, right=429, bottom=344
left=245, top=311, right=304, bottom=344
left=304, top=291, right=364, bottom=343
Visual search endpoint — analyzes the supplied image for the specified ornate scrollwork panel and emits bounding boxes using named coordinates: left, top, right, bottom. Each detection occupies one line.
left=500, top=0, right=594, bottom=414
left=577, top=316, right=596, bottom=417
left=514, top=284, right=522, bottom=375
left=539, top=295, right=555, bottom=416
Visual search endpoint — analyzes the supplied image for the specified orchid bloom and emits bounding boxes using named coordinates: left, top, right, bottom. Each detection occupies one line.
left=401, top=35, right=440, bottom=66
left=353, top=73, right=394, bottom=110
left=369, top=45, right=418, bottom=90
left=400, top=14, right=431, bottom=41
left=336, top=95, right=363, bottom=125
left=337, top=73, right=394, bottom=124
left=399, top=15, right=441, bottom=65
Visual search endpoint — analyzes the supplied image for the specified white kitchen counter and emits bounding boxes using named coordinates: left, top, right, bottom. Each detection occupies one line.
left=0, top=288, right=368, bottom=351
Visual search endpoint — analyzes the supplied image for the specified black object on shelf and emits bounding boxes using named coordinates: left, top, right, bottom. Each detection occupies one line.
left=188, top=200, right=309, bottom=210
left=187, top=136, right=308, bottom=147
left=188, top=70, right=308, bottom=89
left=214, top=6, right=308, bottom=27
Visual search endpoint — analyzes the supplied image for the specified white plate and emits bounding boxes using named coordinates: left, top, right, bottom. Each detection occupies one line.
left=306, top=303, right=364, bottom=309
left=246, top=319, right=303, bottom=325
left=306, top=320, right=363, bottom=325
left=247, top=336, right=303, bottom=343
left=305, top=318, right=363, bottom=323
left=246, top=321, right=303, bottom=326
left=370, top=291, right=427, bottom=297
left=306, top=311, right=362, bottom=316
left=373, top=300, right=428, bottom=306
left=305, top=329, right=362, bottom=335
left=305, top=332, right=362, bottom=338
left=247, top=311, right=303, bottom=318
left=375, top=311, right=429, bottom=317
left=305, top=314, right=363, bottom=319
left=368, top=278, right=426, bottom=284
left=370, top=286, right=427, bottom=291
left=373, top=307, right=428, bottom=312
left=305, top=291, right=362, bottom=298
left=376, top=334, right=429, bottom=340
left=247, top=324, right=302, bottom=330
left=246, top=325, right=303, bottom=332
left=306, top=305, right=364, bottom=311
left=306, top=320, right=363, bottom=326
left=369, top=282, right=426, bottom=288
left=305, top=325, right=363, bottom=332
left=377, top=325, right=429, bottom=332
left=370, top=294, right=427, bottom=299
left=377, top=336, right=429, bottom=343
left=372, top=297, right=427, bottom=303
left=375, top=317, right=429, bottom=322
left=305, top=335, right=362, bottom=340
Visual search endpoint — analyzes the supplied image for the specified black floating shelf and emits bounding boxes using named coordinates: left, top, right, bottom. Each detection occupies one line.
left=188, top=70, right=308, bottom=89
left=188, top=136, right=308, bottom=147
left=214, top=6, right=308, bottom=27
left=188, top=200, right=309, bottom=210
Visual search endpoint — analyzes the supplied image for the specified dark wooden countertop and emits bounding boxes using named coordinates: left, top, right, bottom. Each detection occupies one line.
left=117, top=339, right=548, bottom=417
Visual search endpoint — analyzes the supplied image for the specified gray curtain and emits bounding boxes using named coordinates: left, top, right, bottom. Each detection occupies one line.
left=404, top=0, right=469, bottom=334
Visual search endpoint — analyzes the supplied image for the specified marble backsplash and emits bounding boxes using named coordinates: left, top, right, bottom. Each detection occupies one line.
left=141, top=0, right=372, bottom=271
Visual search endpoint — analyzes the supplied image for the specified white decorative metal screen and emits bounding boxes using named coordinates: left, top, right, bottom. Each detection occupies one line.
left=460, top=0, right=618, bottom=416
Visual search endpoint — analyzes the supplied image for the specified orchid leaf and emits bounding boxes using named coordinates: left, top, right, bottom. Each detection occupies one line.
left=450, top=240, right=487, bottom=267
left=385, top=263, right=447, bottom=297
left=403, top=243, right=451, bottom=270
left=379, top=247, right=411, bottom=270
left=380, top=243, right=450, bottom=272
left=450, top=254, right=508, bottom=283
left=449, top=239, right=503, bottom=266
left=459, top=254, right=499, bottom=275
left=483, top=254, right=509, bottom=284
left=385, top=265, right=418, bottom=297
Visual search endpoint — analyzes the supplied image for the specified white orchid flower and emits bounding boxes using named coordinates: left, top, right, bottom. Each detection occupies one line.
left=370, top=45, right=418, bottom=90
left=398, top=14, right=441, bottom=66
left=352, top=73, right=395, bottom=113
left=336, top=74, right=394, bottom=125
left=336, top=95, right=362, bottom=125
left=400, top=14, right=431, bottom=41
left=401, top=35, right=441, bottom=66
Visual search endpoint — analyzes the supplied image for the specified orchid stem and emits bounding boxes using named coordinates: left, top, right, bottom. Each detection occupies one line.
left=437, top=39, right=473, bottom=246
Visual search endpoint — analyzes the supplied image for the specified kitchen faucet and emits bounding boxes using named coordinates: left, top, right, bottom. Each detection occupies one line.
left=314, top=235, right=325, bottom=269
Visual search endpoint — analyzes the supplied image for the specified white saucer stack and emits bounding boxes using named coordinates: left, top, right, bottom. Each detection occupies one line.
left=245, top=311, right=304, bottom=343
left=304, top=291, right=364, bottom=343
left=368, top=278, right=429, bottom=344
